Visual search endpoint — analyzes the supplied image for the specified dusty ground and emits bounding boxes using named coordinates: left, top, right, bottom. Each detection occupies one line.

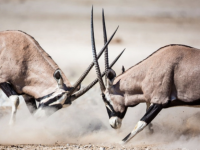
left=0, top=144, right=163, bottom=150
left=1, top=0, right=200, bottom=149
left=0, top=144, right=164, bottom=150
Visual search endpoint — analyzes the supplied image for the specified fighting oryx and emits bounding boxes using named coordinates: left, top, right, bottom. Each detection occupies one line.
left=91, top=8, right=200, bottom=144
left=0, top=8, right=124, bottom=125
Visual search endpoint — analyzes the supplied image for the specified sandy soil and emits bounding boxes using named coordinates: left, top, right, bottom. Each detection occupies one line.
left=0, top=144, right=163, bottom=150
left=1, top=0, right=200, bottom=149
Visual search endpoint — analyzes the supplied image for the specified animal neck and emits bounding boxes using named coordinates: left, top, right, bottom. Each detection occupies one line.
left=2, top=31, right=72, bottom=98
left=113, top=64, right=147, bottom=95
left=22, top=70, right=58, bottom=99
left=111, top=64, right=148, bottom=107
left=20, top=55, right=70, bottom=99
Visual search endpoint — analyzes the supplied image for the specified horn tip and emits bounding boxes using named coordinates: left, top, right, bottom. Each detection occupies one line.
left=114, top=26, right=119, bottom=32
left=120, top=49, right=125, bottom=54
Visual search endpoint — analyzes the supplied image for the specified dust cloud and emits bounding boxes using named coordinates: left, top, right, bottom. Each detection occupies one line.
left=1, top=88, right=200, bottom=149
left=1, top=0, right=200, bottom=149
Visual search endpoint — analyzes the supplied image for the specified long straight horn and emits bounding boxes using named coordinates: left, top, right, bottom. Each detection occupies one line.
left=66, top=49, right=125, bottom=102
left=91, top=6, right=106, bottom=92
left=102, top=9, right=109, bottom=87
left=67, top=11, right=119, bottom=97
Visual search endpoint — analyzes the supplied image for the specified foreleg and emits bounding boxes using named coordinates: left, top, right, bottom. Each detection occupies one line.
left=120, top=104, right=162, bottom=144
left=146, top=102, right=154, bottom=133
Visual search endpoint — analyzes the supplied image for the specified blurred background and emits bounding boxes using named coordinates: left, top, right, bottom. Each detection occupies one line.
left=1, top=0, right=200, bottom=82
left=0, top=0, right=200, bottom=149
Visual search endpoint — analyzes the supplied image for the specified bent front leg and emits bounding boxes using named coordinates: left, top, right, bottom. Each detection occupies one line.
left=120, top=104, right=162, bottom=144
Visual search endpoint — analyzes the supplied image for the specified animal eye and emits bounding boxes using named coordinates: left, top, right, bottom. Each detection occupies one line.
left=54, top=70, right=61, bottom=79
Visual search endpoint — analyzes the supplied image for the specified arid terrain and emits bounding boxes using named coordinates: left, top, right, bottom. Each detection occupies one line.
left=1, top=0, right=200, bottom=149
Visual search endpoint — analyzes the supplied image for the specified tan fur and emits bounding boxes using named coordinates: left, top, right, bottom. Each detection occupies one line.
left=0, top=30, right=72, bottom=99
left=110, top=45, right=200, bottom=112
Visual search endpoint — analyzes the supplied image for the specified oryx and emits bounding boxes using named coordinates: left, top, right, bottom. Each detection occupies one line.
left=91, top=8, right=200, bottom=144
left=0, top=11, right=123, bottom=125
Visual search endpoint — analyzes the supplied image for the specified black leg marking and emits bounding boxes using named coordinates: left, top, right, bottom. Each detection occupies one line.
left=141, top=104, right=162, bottom=125
left=120, top=104, right=162, bottom=144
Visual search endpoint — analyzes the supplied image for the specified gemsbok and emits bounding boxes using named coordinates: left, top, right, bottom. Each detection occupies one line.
left=92, top=8, right=200, bottom=144
left=0, top=7, right=124, bottom=125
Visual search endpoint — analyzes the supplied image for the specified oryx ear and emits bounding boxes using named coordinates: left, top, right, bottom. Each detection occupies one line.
left=53, top=69, right=64, bottom=89
left=106, top=69, right=116, bottom=82
left=122, top=66, right=125, bottom=73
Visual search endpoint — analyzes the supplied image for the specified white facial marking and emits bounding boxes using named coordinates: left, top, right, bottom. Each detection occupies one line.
left=106, top=104, right=113, bottom=112
left=109, top=116, right=122, bottom=129
left=49, top=93, right=67, bottom=106
left=105, top=90, right=113, bottom=105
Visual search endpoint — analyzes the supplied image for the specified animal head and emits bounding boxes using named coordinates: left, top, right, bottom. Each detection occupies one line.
left=34, top=69, right=68, bottom=118
left=91, top=8, right=126, bottom=129
left=101, top=69, right=127, bottom=129
left=34, top=7, right=122, bottom=119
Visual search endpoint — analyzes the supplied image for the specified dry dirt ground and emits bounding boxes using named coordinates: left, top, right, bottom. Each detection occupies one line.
left=1, top=0, right=200, bottom=150
left=0, top=144, right=162, bottom=150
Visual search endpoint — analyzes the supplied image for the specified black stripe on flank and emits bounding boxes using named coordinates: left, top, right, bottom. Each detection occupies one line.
left=163, top=99, right=200, bottom=108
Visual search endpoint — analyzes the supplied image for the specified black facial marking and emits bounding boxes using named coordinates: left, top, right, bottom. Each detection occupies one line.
left=102, top=93, right=127, bottom=119
left=36, top=92, right=55, bottom=102
left=122, top=133, right=131, bottom=142
left=43, top=94, right=63, bottom=106
left=38, top=92, right=65, bottom=108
